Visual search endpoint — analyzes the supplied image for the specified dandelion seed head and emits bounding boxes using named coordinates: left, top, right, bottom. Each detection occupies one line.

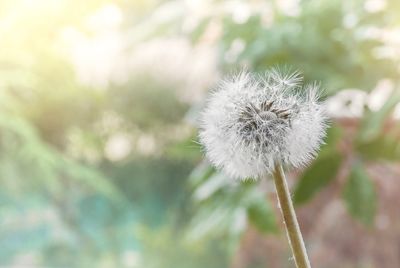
left=199, top=69, right=328, bottom=179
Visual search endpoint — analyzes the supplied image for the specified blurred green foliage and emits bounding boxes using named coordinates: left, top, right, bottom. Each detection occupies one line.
left=0, top=0, right=399, bottom=267
left=343, top=162, right=377, bottom=226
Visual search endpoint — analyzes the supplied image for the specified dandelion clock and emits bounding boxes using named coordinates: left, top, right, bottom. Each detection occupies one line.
left=199, top=69, right=328, bottom=268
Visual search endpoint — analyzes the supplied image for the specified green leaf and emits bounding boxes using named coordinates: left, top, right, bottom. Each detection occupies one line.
left=359, top=89, right=400, bottom=142
left=188, top=161, right=216, bottom=188
left=356, top=134, right=400, bottom=161
left=193, top=173, right=229, bottom=201
left=247, top=198, right=278, bottom=234
left=342, top=163, right=377, bottom=226
left=318, top=124, right=342, bottom=157
left=294, top=151, right=343, bottom=205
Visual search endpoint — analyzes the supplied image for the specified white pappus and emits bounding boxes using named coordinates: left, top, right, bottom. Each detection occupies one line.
left=199, top=69, right=328, bottom=180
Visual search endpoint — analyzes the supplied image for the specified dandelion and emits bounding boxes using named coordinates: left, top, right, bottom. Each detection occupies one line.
left=200, top=69, right=327, bottom=179
left=199, top=68, right=328, bottom=268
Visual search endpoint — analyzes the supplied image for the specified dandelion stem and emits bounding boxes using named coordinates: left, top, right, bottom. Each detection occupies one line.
left=272, top=163, right=311, bottom=268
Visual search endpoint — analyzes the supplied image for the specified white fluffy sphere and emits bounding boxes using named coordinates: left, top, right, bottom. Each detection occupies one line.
left=199, top=69, right=328, bottom=179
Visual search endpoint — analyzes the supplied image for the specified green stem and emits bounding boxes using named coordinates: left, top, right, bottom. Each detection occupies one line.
left=272, top=163, right=311, bottom=268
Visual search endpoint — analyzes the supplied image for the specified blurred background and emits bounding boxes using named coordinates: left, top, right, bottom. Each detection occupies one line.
left=1, top=0, right=400, bottom=267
